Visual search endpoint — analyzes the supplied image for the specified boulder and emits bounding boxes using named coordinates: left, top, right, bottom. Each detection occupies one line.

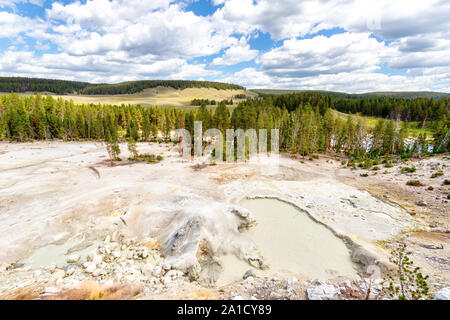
left=307, top=284, right=339, bottom=300
left=67, top=253, right=80, bottom=263
left=84, top=262, right=97, bottom=274
left=416, top=200, right=427, bottom=207
left=53, top=269, right=66, bottom=279
left=243, top=269, right=256, bottom=280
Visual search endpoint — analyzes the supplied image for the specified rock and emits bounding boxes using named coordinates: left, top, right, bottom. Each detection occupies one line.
left=92, top=254, right=103, bottom=265
left=187, top=263, right=201, bottom=281
left=153, top=265, right=163, bottom=277
left=104, top=235, right=111, bottom=243
left=142, top=264, right=154, bottom=276
left=162, top=276, right=172, bottom=285
left=232, top=296, right=244, bottom=300
left=53, top=269, right=66, bottom=279
left=65, top=266, right=76, bottom=276
left=84, top=262, right=97, bottom=274
left=44, top=287, right=58, bottom=294
left=67, top=253, right=80, bottom=263
left=111, top=231, right=119, bottom=242
left=112, top=250, right=122, bottom=259
left=243, top=269, right=256, bottom=280
left=416, top=200, right=427, bottom=207
left=434, top=287, right=450, bottom=300
left=287, top=277, right=299, bottom=287
left=418, top=243, right=444, bottom=250
left=166, top=270, right=179, bottom=280
left=306, top=284, right=339, bottom=300
left=47, top=263, right=57, bottom=273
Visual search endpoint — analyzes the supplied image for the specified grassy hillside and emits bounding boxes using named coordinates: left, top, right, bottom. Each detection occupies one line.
left=1, top=87, right=255, bottom=109
left=0, top=77, right=245, bottom=95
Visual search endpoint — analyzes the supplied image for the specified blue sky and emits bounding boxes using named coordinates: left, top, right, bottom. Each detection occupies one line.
left=0, top=0, right=449, bottom=92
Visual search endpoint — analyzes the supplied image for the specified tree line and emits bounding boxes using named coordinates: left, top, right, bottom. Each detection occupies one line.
left=0, top=93, right=448, bottom=157
left=269, top=93, right=449, bottom=123
left=0, top=77, right=245, bottom=95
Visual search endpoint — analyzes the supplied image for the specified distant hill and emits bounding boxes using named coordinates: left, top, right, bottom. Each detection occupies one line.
left=251, top=89, right=450, bottom=100
left=0, top=77, right=245, bottom=95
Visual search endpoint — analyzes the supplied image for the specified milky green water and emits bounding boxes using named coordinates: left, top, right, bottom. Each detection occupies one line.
left=216, top=198, right=358, bottom=286
left=21, top=241, right=98, bottom=269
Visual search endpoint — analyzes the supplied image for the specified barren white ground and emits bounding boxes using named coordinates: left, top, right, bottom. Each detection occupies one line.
left=0, top=141, right=447, bottom=298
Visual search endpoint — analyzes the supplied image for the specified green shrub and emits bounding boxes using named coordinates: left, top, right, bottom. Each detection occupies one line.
left=402, top=166, right=417, bottom=173
left=372, top=166, right=380, bottom=171
left=444, top=180, right=450, bottom=185
left=360, top=173, right=369, bottom=177
left=385, top=162, right=394, bottom=168
left=406, top=180, right=423, bottom=187
left=431, top=171, right=444, bottom=178
left=427, top=186, right=434, bottom=191
left=156, top=155, right=163, bottom=161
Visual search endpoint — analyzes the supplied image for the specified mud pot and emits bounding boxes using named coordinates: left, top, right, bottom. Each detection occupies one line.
left=217, top=199, right=358, bottom=286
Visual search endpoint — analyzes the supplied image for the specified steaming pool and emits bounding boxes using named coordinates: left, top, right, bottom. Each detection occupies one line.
left=217, top=198, right=358, bottom=286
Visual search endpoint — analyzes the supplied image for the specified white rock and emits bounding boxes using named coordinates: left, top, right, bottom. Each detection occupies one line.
left=65, top=267, right=76, bottom=276
left=53, top=269, right=66, bottom=279
left=67, top=253, right=80, bottom=263
left=232, top=296, right=244, bottom=300
left=85, top=262, right=97, bottom=274
left=153, top=265, right=162, bottom=276
left=162, top=276, right=172, bottom=284
left=93, top=269, right=103, bottom=277
left=92, top=254, right=103, bottom=265
left=104, top=235, right=111, bottom=243
left=287, top=277, right=298, bottom=287
left=162, top=262, right=171, bottom=271
left=307, top=284, right=339, bottom=300
left=111, top=231, right=119, bottom=242
left=434, top=287, right=450, bottom=300
left=47, top=264, right=57, bottom=273
left=142, top=264, right=154, bottom=276
left=44, top=287, right=58, bottom=294
left=166, top=270, right=179, bottom=279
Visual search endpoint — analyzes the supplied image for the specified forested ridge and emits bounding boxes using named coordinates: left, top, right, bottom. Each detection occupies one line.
left=0, top=93, right=448, bottom=158
left=0, top=77, right=245, bottom=95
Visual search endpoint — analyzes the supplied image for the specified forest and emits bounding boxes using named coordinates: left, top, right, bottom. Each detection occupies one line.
left=0, top=77, right=245, bottom=95
left=0, top=93, right=448, bottom=159
left=267, top=93, right=449, bottom=123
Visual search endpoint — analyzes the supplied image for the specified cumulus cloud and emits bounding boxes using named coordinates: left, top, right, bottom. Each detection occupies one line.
left=0, top=49, right=219, bottom=83
left=213, top=0, right=450, bottom=41
left=211, top=38, right=258, bottom=66
left=0, top=11, right=45, bottom=38
left=0, top=0, right=449, bottom=92
left=259, top=32, right=390, bottom=77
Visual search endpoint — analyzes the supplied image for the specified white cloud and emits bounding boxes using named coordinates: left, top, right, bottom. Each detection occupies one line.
left=213, top=0, right=450, bottom=40
left=0, top=11, right=44, bottom=38
left=0, top=49, right=220, bottom=83
left=46, top=1, right=234, bottom=59
left=259, top=32, right=390, bottom=77
left=211, top=38, right=258, bottom=66
left=0, top=0, right=449, bottom=93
